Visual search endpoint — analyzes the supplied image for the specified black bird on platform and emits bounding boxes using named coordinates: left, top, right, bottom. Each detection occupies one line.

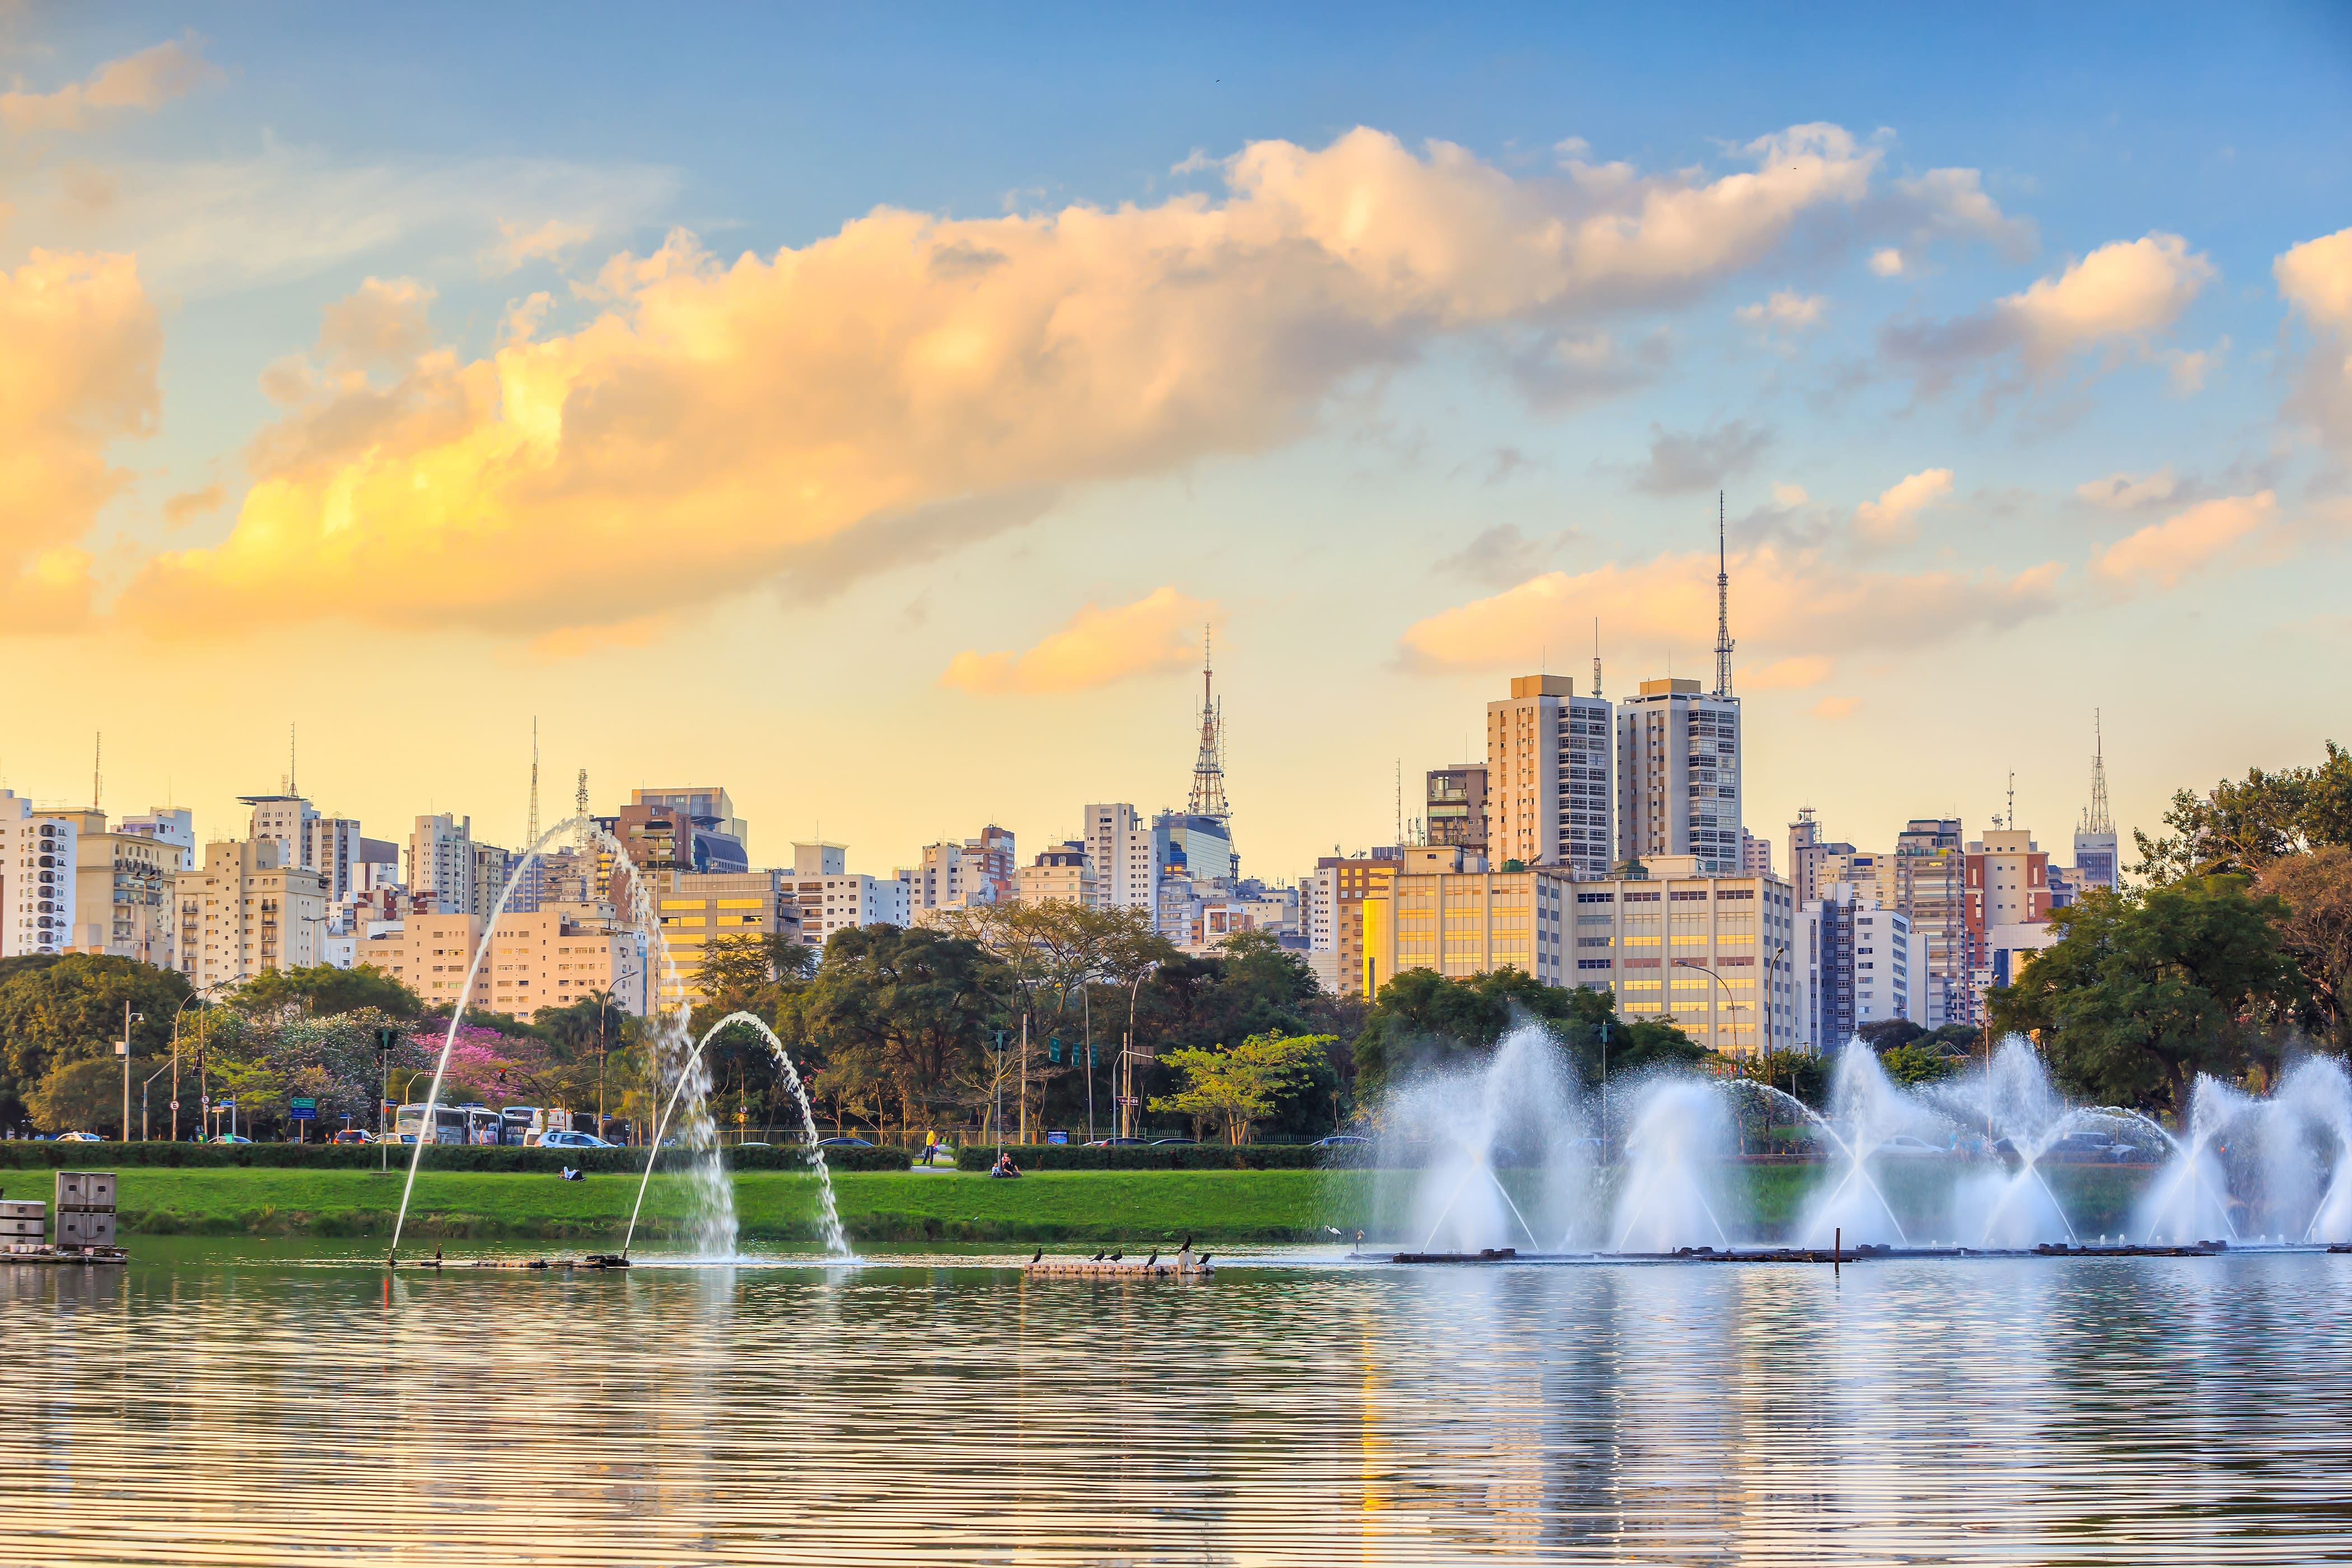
left=1090, top=1250, right=1104, bottom=1262
left=1030, top=1248, right=1043, bottom=1263
left=1180, top=1233, right=1192, bottom=1251
left=1109, top=1250, right=1123, bottom=1262
left=1197, top=1253, right=1212, bottom=1269
left=1145, top=1249, right=1159, bottom=1267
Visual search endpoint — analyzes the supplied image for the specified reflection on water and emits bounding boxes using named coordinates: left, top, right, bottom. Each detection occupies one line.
left=4, top=1243, right=2351, bottom=1564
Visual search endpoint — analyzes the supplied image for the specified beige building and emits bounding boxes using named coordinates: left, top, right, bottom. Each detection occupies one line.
left=1486, top=674, right=1613, bottom=877
left=1016, top=842, right=1096, bottom=907
left=355, top=904, right=645, bottom=1016
left=1561, top=855, right=1797, bottom=1059
left=172, top=839, right=328, bottom=992
left=654, top=870, right=799, bottom=1008
left=54, top=809, right=178, bottom=966
left=1363, top=845, right=1576, bottom=993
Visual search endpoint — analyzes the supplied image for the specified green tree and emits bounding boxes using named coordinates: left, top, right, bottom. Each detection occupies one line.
left=230, top=963, right=421, bottom=1018
left=799, top=925, right=1004, bottom=1128
left=2134, top=741, right=2352, bottom=882
left=1989, top=875, right=2306, bottom=1116
left=1151, top=1032, right=1333, bottom=1144
left=2261, top=846, right=2352, bottom=1050
left=1351, top=967, right=1699, bottom=1099
left=27, top=1056, right=124, bottom=1136
left=1857, top=1018, right=1926, bottom=1052
left=0, top=955, right=191, bottom=1127
left=1878, top=1043, right=1961, bottom=1089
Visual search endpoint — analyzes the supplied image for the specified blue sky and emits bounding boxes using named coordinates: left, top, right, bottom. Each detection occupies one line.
left=3, top=4, right=2348, bottom=875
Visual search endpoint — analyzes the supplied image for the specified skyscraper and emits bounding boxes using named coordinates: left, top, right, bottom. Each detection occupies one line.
left=1485, top=675, right=1612, bottom=876
left=2074, top=712, right=2119, bottom=893
left=1615, top=679, right=1743, bottom=875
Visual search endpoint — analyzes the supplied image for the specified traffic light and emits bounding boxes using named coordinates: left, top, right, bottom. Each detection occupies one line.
left=373, top=1025, right=399, bottom=1053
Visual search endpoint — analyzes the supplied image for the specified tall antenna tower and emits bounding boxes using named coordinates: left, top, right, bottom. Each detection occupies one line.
left=1592, top=617, right=1603, bottom=700
left=2006, top=770, right=2016, bottom=832
left=92, top=732, right=101, bottom=812
left=2082, top=711, right=2113, bottom=833
left=1712, top=491, right=1735, bottom=698
left=575, top=768, right=590, bottom=845
left=528, top=718, right=541, bottom=848
left=286, top=723, right=298, bottom=796
left=1186, top=624, right=1230, bottom=828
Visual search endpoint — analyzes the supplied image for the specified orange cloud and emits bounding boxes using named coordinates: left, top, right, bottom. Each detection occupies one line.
left=0, top=249, right=161, bottom=633
left=1745, top=655, right=1836, bottom=690
left=116, top=124, right=1967, bottom=641
left=2277, top=227, right=2352, bottom=456
left=1397, top=545, right=2063, bottom=672
left=1812, top=696, right=1861, bottom=720
left=1852, top=467, right=1954, bottom=543
left=0, top=38, right=218, bottom=133
left=2094, top=492, right=2276, bottom=591
left=941, top=587, right=1213, bottom=695
left=162, top=483, right=226, bottom=526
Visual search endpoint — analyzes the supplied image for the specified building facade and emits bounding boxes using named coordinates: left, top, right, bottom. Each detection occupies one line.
left=1616, top=678, right=1743, bottom=875
left=1362, top=845, right=1576, bottom=993
left=1, top=791, right=76, bottom=957
left=172, top=838, right=328, bottom=991
left=1308, top=850, right=1401, bottom=996
left=654, top=870, right=801, bottom=1009
left=1017, top=842, right=1098, bottom=907
left=355, top=906, right=646, bottom=1016
left=786, top=842, right=908, bottom=952
left=1485, top=675, right=1612, bottom=877
left=1082, top=802, right=1160, bottom=914
left=1893, top=818, right=1970, bottom=1027
left=1559, top=855, right=1796, bottom=1058
left=58, top=810, right=176, bottom=965
left=1425, top=764, right=1490, bottom=856
left=408, top=813, right=475, bottom=915
left=1792, top=884, right=1924, bottom=1049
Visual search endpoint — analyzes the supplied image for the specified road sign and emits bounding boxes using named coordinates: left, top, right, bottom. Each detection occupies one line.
left=169, top=1100, right=180, bottom=1110
left=289, top=1098, right=317, bottom=1121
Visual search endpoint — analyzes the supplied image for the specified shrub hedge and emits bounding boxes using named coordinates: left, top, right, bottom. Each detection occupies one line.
left=953, top=1142, right=1343, bottom=1172
left=0, top=1141, right=911, bottom=1174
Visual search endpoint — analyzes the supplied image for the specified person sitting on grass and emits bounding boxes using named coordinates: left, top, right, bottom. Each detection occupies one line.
left=560, top=1166, right=584, bottom=1182
left=989, top=1151, right=1023, bottom=1179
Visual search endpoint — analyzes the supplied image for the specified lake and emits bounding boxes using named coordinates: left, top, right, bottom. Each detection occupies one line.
left=3, top=1239, right=2349, bottom=1564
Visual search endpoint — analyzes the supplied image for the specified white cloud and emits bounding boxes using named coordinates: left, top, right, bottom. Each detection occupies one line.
left=2276, top=227, right=2352, bottom=458
left=1737, top=289, right=1826, bottom=330
left=0, top=38, right=218, bottom=133
left=1772, top=482, right=1808, bottom=507
left=1869, top=248, right=1905, bottom=277
left=2075, top=467, right=2183, bottom=511
left=1852, top=468, right=1954, bottom=543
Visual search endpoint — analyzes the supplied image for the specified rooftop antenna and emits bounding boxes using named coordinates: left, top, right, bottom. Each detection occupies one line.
left=92, top=732, right=101, bottom=813
left=287, top=722, right=298, bottom=797
left=2082, top=711, right=2113, bottom=834
left=1592, top=617, right=1603, bottom=701
left=528, top=718, right=540, bottom=848
left=1187, top=624, right=1230, bottom=829
left=2006, top=770, right=2017, bottom=833
left=1713, top=490, right=1735, bottom=698
left=1395, top=759, right=1403, bottom=848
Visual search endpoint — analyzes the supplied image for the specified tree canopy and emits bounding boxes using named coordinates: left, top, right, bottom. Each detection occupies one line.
left=1352, top=967, right=1701, bottom=1100
left=2133, top=740, right=2352, bottom=882
left=230, top=963, right=420, bottom=1019
left=1151, top=1032, right=1333, bottom=1144
left=1989, top=875, right=2305, bottom=1116
left=0, top=954, right=193, bottom=1130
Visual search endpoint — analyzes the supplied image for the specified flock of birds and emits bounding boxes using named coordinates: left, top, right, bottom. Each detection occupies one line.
left=1026, top=1234, right=1210, bottom=1269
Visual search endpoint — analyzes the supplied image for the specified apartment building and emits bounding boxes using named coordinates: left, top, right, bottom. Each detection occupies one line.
left=1616, top=678, right=1743, bottom=875
left=52, top=809, right=177, bottom=965
left=118, top=808, right=195, bottom=870
left=1792, top=884, right=1925, bottom=1049
left=244, top=794, right=318, bottom=868
left=1018, top=842, right=1097, bottom=907
left=1486, top=675, right=1612, bottom=877
left=624, top=787, right=750, bottom=871
left=1082, top=802, right=1161, bottom=913
left=1, top=791, right=76, bottom=957
left=1968, top=828, right=2060, bottom=1008
left=408, top=814, right=475, bottom=915
left=1893, top=818, right=1970, bottom=1027
left=355, top=906, right=645, bottom=1016
left=786, top=842, right=909, bottom=953
left=1559, top=855, right=1797, bottom=1059
left=304, top=818, right=367, bottom=902
left=1787, top=810, right=1852, bottom=907
left=1425, top=764, right=1489, bottom=855
left=468, top=840, right=513, bottom=921
left=1362, top=844, right=1576, bottom=993
left=172, top=838, right=328, bottom=991
left=654, top=869, right=801, bottom=1008
left=1740, top=828, right=1774, bottom=876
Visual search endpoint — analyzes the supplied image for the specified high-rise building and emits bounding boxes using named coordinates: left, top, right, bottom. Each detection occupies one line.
left=628, top=787, right=749, bottom=868
left=1893, top=818, right=1970, bottom=1027
left=1083, top=803, right=1161, bottom=914
left=408, top=813, right=475, bottom=916
left=1553, top=855, right=1796, bottom=1059
left=1485, top=675, right=1612, bottom=876
left=1792, top=884, right=1925, bottom=1049
left=48, top=809, right=178, bottom=965
left=652, top=870, right=801, bottom=1009
left=787, top=842, right=909, bottom=950
left=1, top=791, right=76, bottom=958
left=909, top=828, right=1018, bottom=915
left=118, top=808, right=195, bottom=870
left=1362, top=844, right=1578, bottom=993
left=356, top=907, right=646, bottom=1016
left=469, top=841, right=514, bottom=921
left=1616, top=678, right=1743, bottom=875
left=243, top=794, right=319, bottom=868
left=172, top=837, right=327, bottom=990
left=305, top=818, right=366, bottom=903
left=1968, top=827, right=2060, bottom=1009
left=1425, top=764, right=1489, bottom=855
left=1740, top=828, right=1774, bottom=876
left=1306, top=848, right=1402, bottom=995
left=1786, top=810, right=1854, bottom=907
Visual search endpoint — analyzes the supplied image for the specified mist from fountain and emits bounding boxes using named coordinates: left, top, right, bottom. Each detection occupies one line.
left=2136, top=1056, right=2352, bottom=1245
left=1608, top=1079, right=1733, bottom=1252
left=625, top=1010, right=850, bottom=1259
left=390, top=815, right=736, bottom=1259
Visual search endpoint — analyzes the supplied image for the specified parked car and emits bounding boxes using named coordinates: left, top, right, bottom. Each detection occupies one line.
left=1312, top=1135, right=1371, bottom=1147
left=58, top=1131, right=102, bottom=1142
left=1151, top=1137, right=1199, bottom=1147
left=2045, top=1132, right=2136, bottom=1163
left=329, top=1128, right=372, bottom=1145
left=815, top=1136, right=875, bottom=1148
left=1084, top=1137, right=1151, bottom=1147
left=210, top=1134, right=253, bottom=1145
left=1873, top=1135, right=1949, bottom=1159
left=540, top=1130, right=614, bottom=1150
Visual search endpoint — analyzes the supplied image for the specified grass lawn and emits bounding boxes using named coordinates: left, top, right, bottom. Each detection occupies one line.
left=106, top=1166, right=1352, bottom=1244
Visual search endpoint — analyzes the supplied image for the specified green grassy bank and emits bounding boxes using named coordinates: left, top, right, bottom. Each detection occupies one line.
left=83, top=1162, right=2158, bottom=1247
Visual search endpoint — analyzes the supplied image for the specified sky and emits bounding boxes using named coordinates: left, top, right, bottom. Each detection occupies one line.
left=3, top=3, right=2350, bottom=880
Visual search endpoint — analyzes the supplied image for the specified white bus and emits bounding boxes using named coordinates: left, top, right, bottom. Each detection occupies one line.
left=393, top=1104, right=470, bottom=1145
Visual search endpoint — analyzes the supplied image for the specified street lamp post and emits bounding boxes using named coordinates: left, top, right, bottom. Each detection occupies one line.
left=1121, top=962, right=1160, bottom=1141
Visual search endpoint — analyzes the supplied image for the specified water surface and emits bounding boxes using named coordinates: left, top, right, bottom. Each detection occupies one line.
left=4, top=1240, right=2349, bottom=1564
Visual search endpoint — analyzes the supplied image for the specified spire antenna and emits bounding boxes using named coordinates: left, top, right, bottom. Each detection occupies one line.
left=2083, top=710, right=2113, bottom=834
left=1712, top=490, right=1735, bottom=697
left=1187, top=624, right=1230, bottom=830
left=1592, top=617, right=1602, bottom=701
left=93, top=732, right=102, bottom=813
left=528, top=718, right=541, bottom=847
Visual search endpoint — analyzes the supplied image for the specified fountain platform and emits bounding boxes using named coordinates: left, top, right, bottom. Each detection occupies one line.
left=0, top=1246, right=127, bottom=1266
left=1350, top=1239, right=2277, bottom=1266
left=390, top=1253, right=632, bottom=1271
left=1025, top=1258, right=1214, bottom=1279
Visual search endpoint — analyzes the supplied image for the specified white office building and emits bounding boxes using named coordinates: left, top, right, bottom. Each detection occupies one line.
left=1084, top=802, right=1162, bottom=913
left=788, top=841, right=911, bottom=949
left=408, top=814, right=476, bottom=916
left=1, top=791, right=76, bottom=957
left=1791, top=884, right=1929, bottom=1050
left=119, top=807, right=195, bottom=870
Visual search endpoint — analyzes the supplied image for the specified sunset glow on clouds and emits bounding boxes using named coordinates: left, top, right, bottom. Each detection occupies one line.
left=0, top=13, right=2345, bottom=874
